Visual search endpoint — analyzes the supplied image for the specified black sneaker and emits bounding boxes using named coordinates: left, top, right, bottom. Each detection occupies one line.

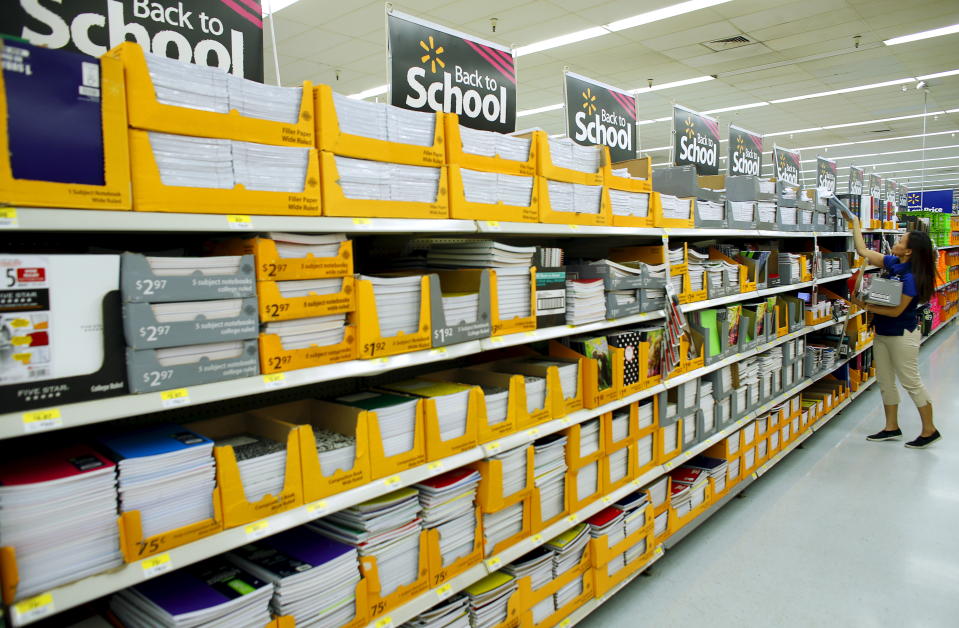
left=905, top=431, right=941, bottom=449
left=867, top=429, right=902, bottom=441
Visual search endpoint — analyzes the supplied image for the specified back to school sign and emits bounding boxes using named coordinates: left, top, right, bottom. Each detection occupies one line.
left=388, top=10, right=516, bottom=133
left=774, top=145, right=801, bottom=185
left=564, top=71, right=636, bottom=163
left=673, top=104, right=719, bottom=175
left=728, top=124, right=762, bottom=176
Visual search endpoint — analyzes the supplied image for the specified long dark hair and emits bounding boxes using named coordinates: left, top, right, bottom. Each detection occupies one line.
left=906, top=230, right=939, bottom=303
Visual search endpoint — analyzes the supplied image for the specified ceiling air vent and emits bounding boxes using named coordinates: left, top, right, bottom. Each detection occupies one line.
left=703, top=35, right=754, bottom=52
left=867, top=128, right=892, bottom=133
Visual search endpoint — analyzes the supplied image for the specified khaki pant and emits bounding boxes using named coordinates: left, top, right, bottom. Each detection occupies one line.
left=873, top=328, right=931, bottom=407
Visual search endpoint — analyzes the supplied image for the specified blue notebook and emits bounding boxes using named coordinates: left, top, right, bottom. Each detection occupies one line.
left=98, top=423, right=212, bottom=460
left=133, top=557, right=268, bottom=616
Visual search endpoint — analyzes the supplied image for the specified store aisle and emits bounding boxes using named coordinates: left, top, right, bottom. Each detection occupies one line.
left=580, top=322, right=959, bottom=628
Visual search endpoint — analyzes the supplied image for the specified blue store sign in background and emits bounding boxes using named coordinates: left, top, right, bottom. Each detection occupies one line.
left=907, top=189, right=954, bottom=213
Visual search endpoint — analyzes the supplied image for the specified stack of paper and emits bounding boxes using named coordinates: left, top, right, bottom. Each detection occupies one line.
left=546, top=524, right=590, bottom=576
left=312, top=426, right=357, bottom=477
left=504, top=549, right=554, bottom=622
left=669, top=273, right=683, bottom=296
left=461, top=169, right=535, bottom=206
left=264, top=313, right=347, bottom=350
left=734, top=385, right=748, bottom=412
left=683, top=412, right=697, bottom=446
left=638, top=401, right=655, bottom=429
left=686, top=455, right=729, bottom=495
left=717, top=396, right=731, bottom=425
left=480, top=384, right=509, bottom=424
left=609, top=410, right=630, bottom=443
left=483, top=502, right=524, bottom=556
left=780, top=186, right=798, bottom=200
left=723, top=261, right=741, bottom=288
left=495, top=267, right=533, bottom=320
left=465, top=572, right=518, bottom=628
left=576, top=461, right=600, bottom=501
left=687, top=249, right=709, bottom=292
left=697, top=200, right=724, bottom=221
left=233, top=140, right=309, bottom=193
left=427, top=241, right=536, bottom=268
left=98, top=423, right=215, bottom=539
left=382, top=380, right=472, bottom=443
left=333, top=93, right=435, bottom=146
left=609, top=189, right=650, bottom=217
left=586, top=507, right=626, bottom=575
left=779, top=205, right=798, bottom=225
left=490, top=446, right=529, bottom=499
left=145, top=51, right=229, bottom=113
left=730, top=201, right=755, bottom=222
left=110, top=558, right=273, bottom=627
left=336, top=392, right=419, bottom=457
left=311, top=488, right=422, bottom=596
left=442, top=292, right=480, bottom=325
left=610, top=167, right=646, bottom=181
left=555, top=574, right=587, bottom=610
left=757, top=201, right=777, bottom=223
left=228, top=526, right=361, bottom=626
left=0, top=446, right=121, bottom=597
left=274, top=278, right=344, bottom=300
left=152, top=340, right=246, bottom=367
left=660, top=194, right=691, bottom=219
left=403, top=596, right=471, bottom=628
left=668, top=247, right=685, bottom=266
left=230, top=79, right=302, bottom=124
left=670, top=466, right=708, bottom=515
left=415, top=469, right=481, bottom=567
left=759, top=180, right=776, bottom=194
left=577, top=418, right=601, bottom=458
left=265, top=232, right=347, bottom=259
left=140, top=255, right=245, bottom=278
left=532, top=434, right=567, bottom=523
left=704, top=261, right=724, bottom=294
left=617, top=490, right=651, bottom=563
left=460, top=125, right=531, bottom=161
left=215, top=433, right=287, bottom=503
left=546, top=181, right=603, bottom=214
left=335, top=156, right=441, bottom=201
left=566, top=278, right=606, bottom=324
left=360, top=274, right=424, bottom=338
left=779, top=253, right=801, bottom=283
left=699, top=382, right=716, bottom=433
left=548, top=138, right=600, bottom=173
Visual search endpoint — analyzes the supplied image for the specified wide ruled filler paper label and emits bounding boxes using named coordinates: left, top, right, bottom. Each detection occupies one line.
left=12, top=593, right=55, bottom=623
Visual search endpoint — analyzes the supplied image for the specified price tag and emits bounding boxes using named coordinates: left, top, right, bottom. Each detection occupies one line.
left=262, top=373, right=287, bottom=389
left=567, top=224, right=581, bottom=231
left=526, top=427, right=540, bottom=439
left=383, top=475, right=402, bottom=488
left=485, top=556, right=502, bottom=570
left=428, top=461, right=444, bottom=473
left=566, top=513, right=579, bottom=525
left=560, top=417, right=573, bottom=427
left=631, top=478, right=642, bottom=487
left=307, top=500, right=329, bottom=516
left=489, top=336, right=505, bottom=345
left=532, top=533, right=543, bottom=543
left=374, top=616, right=393, bottom=628
left=654, top=546, right=664, bottom=558
left=352, top=217, right=373, bottom=227
left=160, top=388, right=190, bottom=409
left=375, top=357, right=390, bottom=365
left=436, top=583, right=454, bottom=600
left=227, top=214, right=253, bottom=230
left=602, top=495, right=613, bottom=505
left=485, top=220, right=502, bottom=231
left=484, top=441, right=502, bottom=456
left=751, top=472, right=759, bottom=480
left=12, top=593, right=54, bottom=623
left=0, top=208, right=18, bottom=229
left=245, top=520, right=270, bottom=540
left=559, top=619, right=572, bottom=628
left=141, top=553, right=172, bottom=578
left=22, top=408, right=62, bottom=433
left=430, top=347, right=448, bottom=357
left=524, top=331, right=538, bottom=338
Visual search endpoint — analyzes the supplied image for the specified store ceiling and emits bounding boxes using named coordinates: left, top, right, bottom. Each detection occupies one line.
left=264, top=0, right=959, bottom=191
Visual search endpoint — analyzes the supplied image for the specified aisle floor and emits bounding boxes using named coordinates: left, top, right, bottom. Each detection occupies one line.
left=579, top=322, right=959, bottom=628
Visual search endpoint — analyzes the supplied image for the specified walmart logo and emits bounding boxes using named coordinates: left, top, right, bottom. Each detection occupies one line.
left=582, top=88, right=597, bottom=115
left=736, top=135, right=745, bottom=153
left=684, top=115, right=695, bottom=139
left=419, top=36, right=445, bottom=73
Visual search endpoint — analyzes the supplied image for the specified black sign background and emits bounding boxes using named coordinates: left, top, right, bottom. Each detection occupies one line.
left=564, top=71, right=635, bottom=162
left=849, top=166, right=864, bottom=196
left=817, top=156, right=837, bottom=195
left=0, top=0, right=263, bottom=80
left=885, top=179, right=896, bottom=203
left=870, top=174, right=882, bottom=198
left=728, top=124, right=763, bottom=176
left=673, top=105, right=719, bottom=175
left=388, top=10, right=516, bottom=133
left=774, top=145, right=802, bottom=186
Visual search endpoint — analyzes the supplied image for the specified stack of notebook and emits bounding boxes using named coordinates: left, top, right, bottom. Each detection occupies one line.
left=671, top=466, right=709, bottom=514
left=311, top=488, right=423, bottom=596
left=730, top=201, right=756, bottom=223
left=228, top=526, right=361, bottom=626
left=0, top=446, right=122, bottom=598
left=264, top=313, right=348, bottom=352
left=490, top=446, right=529, bottom=500
left=403, top=595, right=471, bottom=628
left=359, top=274, right=425, bottom=338
left=459, top=125, right=531, bottom=161
left=415, top=469, right=481, bottom=567
left=442, top=292, right=481, bottom=325
left=335, top=156, right=441, bottom=201
left=382, top=379, right=472, bottom=443
left=547, top=138, right=601, bottom=173
left=533, top=434, right=567, bottom=523
left=687, top=248, right=709, bottom=292
left=757, top=201, right=777, bottom=223
left=686, top=455, right=729, bottom=495
left=335, top=391, right=419, bottom=457
left=699, top=381, right=716, bottom=433
left=614, top=490, right=651, bottom=563
left=566, top=278, right=606, bottom=324
left=503, top=549, right=554, bottom=622
left=586, top=508, right=626, bottom=575
left=461, top=169, right=535, bottom=206
left=333, top=93, right=436, bottom=146
left=504, top=357, right=580, bottom=402
left=697, top=200, right=724, bottom=221
left=98, top=423, right=215, bottom=539
left=660, top=194, right=692, bottom=219
left=110, top=557, right=274, bottom=627
left=427, top=241, right=536, bottom=268
left=465, top=572, right=518, bottom=628
left=214, top=432, right=287, bottom=503
left=312, top=426, right=357, bottom=478
left=608, top=189, right=650, bottom=217
left=546, top=181, right=603, bottom=214
left=482, top=501, right=525, bottom=557
left=546, top=524, right=591, bottom=608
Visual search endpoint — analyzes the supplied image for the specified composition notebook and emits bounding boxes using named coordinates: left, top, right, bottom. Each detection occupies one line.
left=382, top=380, right=473, bottom=398
left=130, top=557, right=270, bottom=616
left=232, top=526, right=356, bottom=576
left=336, top=391, right=419, bottom=410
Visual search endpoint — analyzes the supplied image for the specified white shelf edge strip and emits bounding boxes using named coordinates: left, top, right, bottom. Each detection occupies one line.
left=0, top=273, right=852, bottom=439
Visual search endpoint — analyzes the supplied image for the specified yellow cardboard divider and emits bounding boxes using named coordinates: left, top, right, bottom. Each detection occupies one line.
left=129, top=130, right=321, bottom=215
left=448, top=165, right=539, bottom=222
left=591, top=529, right=657, bottom=598
left=363, top=532, right=431, bottom=619
left=315, top=84, right=445, bottom=167
left=420, top=368, right=518, bottom=442
left=666, top=481, right=714, bottom=537
left=588, top=505, right=655, bottom=567
left=491, top=356, right=581, bottom=420
left=0, top=50, right=130, bottom=210
left=537, top=177, right=612, bottom=226
left=485, top=496, right=534, bottom=557
left=566, top=461, right=605, bottom=513
left=423, top=390, right=481, bottom=460
left=603, top=155, right=652, bottom=192
left=652, top=196, right=695, bottom=228
left=532, top=131, right=604, bottom=185
left=529, top=483, right=570, bottom=533
left=520, top=567, right=594, bottom=628
left=258, top=326, right=357, bottom=374
left=215, top=238, right=354, bottom=282
left=656, top=419, right=684, bottom=467
left=256, top=276, right=355, bottom=323
left=489, top=268, right=538, bottom=336
left=518, top=548, right=592, bottom=614
left=563, top=420, right=606, bottom=471
left=445, top=114, right=536, bottom=175
left=111, top=42, right=314, bottom=147
left=600, top=442, right=640, bottom=495
left=118, top=508, right=222, bottom=563
left=353, top=275, right=433, bottom=359
left=550, top=341, right=624, bottom=409
left=367, top=402, right=428, bottom=479
left=425, top=506, right=484, bottom=588
left=473, top=447, right=534, bottom=513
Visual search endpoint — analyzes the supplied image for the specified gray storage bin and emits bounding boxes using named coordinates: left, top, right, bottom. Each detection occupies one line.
left=668, top=378, right=700, bottom=417
left=123, top=298, right=259, bottom=350
left=121, top=253, right=256, bottom=303
left=126, top=339, right=259, bottom=393
left=429, top=272, right=493, bottom=347
left=726, top=200, right=757, bottom=230
left=637, top=288, right=666, bottom=313
left=756, top=201, right=779, bottom=231
left=605, top=290, right=642, bottom=319
left=653, top=165, right=723, bottom=202
left=776, top=181, right=800, bottom=207
left=565, top=263, right=667, bottom=291
left=777, top=205, right=800, bottom=232
left=694, top=199, right=727, bottom=229
left=705, top=365, right=734, bottom=398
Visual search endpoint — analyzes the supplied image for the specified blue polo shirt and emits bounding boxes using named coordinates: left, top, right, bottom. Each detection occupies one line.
left=873, top=255, right=919, bottom=336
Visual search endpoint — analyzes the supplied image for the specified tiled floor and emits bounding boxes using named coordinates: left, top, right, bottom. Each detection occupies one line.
left=578, top=321, right=959, bottom=628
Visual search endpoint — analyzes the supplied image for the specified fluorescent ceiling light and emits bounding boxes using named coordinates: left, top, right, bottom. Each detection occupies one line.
left=822, top=111, right=946, bottom=130
left=514, top=27, right=609, bottom=56
left=884, top=23, right=959, bottom=46
left=262, top=0, right=299, bottom=15
left=631, top=76, right=714, bottom=93
left=638, top=117, right=672, bottom=125
left=606, top=0, right=734, bottom=31
left=917, top=69, right=959, bottom=81
left=771, top=78, right=915, bottom=104
left=798, top=154, right=959, bottom=173
left=517, top=103, right=564, bottom=117
left=348, top=84, right=389, bottom=100
left=765, top=127, right=824, bottom=137
left=703, top=101, right=769, bottom=114
left=796, top=130, right=959, bottom=151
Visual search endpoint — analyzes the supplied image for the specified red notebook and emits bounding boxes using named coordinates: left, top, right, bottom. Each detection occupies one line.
left=416, top=467, right=480, bottom=490
left=670, top=468, right=705, bottom=486
left=586, top=506, right=623, bottom=528
left=0, top=444, right=114, bottom=486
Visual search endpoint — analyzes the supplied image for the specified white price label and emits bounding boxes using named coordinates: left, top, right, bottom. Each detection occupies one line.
left=307, top=500, right=329, bottom=516
left=160, top=388, right=190, bottom=409
left=485, top=556, right=502, bottom=571
left=352, top=217, right=373, bottom=228
left=383, top=475, right=402, bottom=488
left=227, top=214, right=253, bottom=230
left=12, top=593, right=54, bottom=623
left=262, top=373, right=287, bottom=389
left=428, top=461, right=444, bottom=473
left=0, top=208, right=18, bottom=229
left=141, top=553, right=172, bottom=578
left=244, top=520, right=270, bottom=540
left=436, top=583, right=454, bottom=600
left=485, top=220, right=502, bottom=231
left=22, top=408, right=62, bottom=433
left=526, top=427, right=540, bottom=438
left=566, top=514, right=579, bottom=525
left=429, top=347, right=448, bottom=357
left=374, top=616, right=394, bottom=628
